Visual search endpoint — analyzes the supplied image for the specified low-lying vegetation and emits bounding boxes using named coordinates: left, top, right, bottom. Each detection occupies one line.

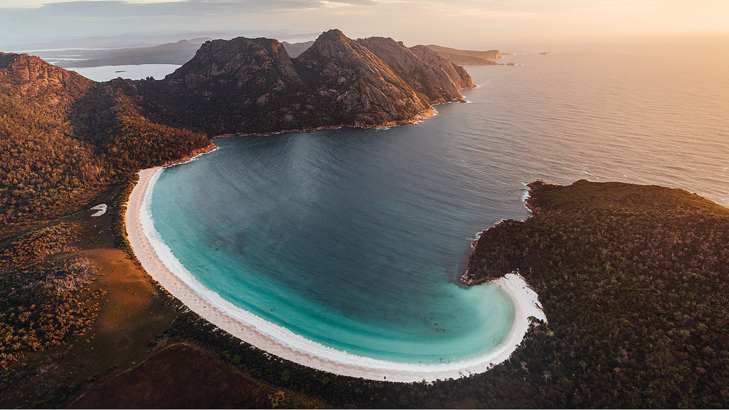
left=0, top=224, right=102, bottom=371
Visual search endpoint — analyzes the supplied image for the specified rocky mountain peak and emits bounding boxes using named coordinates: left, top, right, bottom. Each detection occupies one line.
left=165, top=36, right=301, bottom=90
left=317, top=29, right=350, bottom=44
left=295, top=30, right=432, bottom=127
left=298, top=29, right=373, bottom=64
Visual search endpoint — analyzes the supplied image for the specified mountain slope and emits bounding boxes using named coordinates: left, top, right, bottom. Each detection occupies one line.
left=0, top=52, right=210, bottom=228
left=129, top=36, right=314, bottom=134
left=357, top=36, right=464, bottom=104
left=409, top=45, right=475, bottom=89
left=1, top=29, right=478, bottom=227
left=0, top=53, right=103, bottom=225
left=294, top=29, right=433, bottom=127
left=121, top=29, right=473, bottom=134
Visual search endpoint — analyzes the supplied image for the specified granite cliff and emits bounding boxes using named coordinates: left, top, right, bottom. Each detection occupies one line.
left=356, top=37, right=470, bottom=104
left=409, top=45, right=475, bottom=89
left=0, top=52, right=93, bottom=101
left=118, top=29, right=475, bottom=134
left=294, top=30, right=433, bottom=128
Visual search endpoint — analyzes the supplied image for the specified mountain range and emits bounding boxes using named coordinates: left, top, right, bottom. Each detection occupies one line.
left=112, top=29, right=475, bottom=134
left=0, top=29, right=474, bottom=227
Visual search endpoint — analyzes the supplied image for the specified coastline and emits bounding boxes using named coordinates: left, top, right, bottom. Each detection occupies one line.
left=211, top=107, right=438, bottom=140
left=210, top=88, right=479, bottom=141
left=125, top=166, right=546, bottom=382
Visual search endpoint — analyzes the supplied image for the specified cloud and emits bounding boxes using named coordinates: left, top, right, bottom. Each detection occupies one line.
left=0, top=0, right=380, bottom=45
left=4, top=0, right=378, bottom=16
left=28, top=0, right=324, bottom=17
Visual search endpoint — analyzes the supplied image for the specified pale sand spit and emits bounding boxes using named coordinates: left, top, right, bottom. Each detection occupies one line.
left=90, top=203, right=107, bottom=217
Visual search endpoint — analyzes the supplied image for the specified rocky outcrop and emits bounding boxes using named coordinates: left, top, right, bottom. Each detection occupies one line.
left=356, top=37, right=463, bottom=104
left=409, top=45, right=475, bottom=89
left=294, top=29, right=432, bottom=127
left=165, top=37, right=302, bottom=90
left=0, top=52, right=92, bottom=99
left=116, top=36, right=318, bottom=134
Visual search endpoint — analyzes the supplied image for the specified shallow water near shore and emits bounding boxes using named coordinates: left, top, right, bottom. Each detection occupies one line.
left=149, top=42, right=729, bottom=366
left=150, top=129, right=518, bottom=364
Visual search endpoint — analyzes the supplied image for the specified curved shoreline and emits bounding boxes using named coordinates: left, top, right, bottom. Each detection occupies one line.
left=126, top=166, right=546, bottom=382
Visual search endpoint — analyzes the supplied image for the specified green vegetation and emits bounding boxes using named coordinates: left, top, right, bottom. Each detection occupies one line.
left=0, top=53, right=212, bottom=230
left=464, top=180, right=729, bottom=407
left=0, top=63, right=103, bottom=227
left=0, top=223, right=102, bottom=370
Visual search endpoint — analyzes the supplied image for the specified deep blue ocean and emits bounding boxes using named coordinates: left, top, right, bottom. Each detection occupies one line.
left=149, top=42, right=729, bottom=365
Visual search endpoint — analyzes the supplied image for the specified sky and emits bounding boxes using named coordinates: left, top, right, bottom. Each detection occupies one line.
left=1, top=0, right=728, bottom=49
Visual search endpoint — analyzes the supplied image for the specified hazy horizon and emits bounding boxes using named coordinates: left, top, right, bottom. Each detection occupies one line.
left=1, top=0, right=728, bottom=51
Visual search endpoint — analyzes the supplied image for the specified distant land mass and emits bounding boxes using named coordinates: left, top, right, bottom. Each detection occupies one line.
left=0, top=30, right=319, bottom=53
left=47, top=39, right=210, bottom=68
left=281, top=40, right=315, bottom=58
left=426, top=44, right=502, bottom=65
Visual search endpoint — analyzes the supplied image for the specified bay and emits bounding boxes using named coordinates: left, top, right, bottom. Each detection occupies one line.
left=149, top=41, right=728, bottom=365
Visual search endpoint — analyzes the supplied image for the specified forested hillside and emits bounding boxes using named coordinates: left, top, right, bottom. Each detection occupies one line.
left=0, top=52, right=211, bottom=229
left=463, top=180, right=729, bottom=407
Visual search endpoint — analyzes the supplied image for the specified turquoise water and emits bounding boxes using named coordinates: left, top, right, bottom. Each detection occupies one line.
left=150, top=42, right=729, bottom=365
left=151, top=129, right=517, bottom=364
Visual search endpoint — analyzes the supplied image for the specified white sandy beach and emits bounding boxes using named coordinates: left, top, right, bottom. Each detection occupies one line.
left=126, top=166, right=547, bottom=382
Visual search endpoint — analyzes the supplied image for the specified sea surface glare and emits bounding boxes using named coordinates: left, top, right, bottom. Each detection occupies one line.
left=149, top=42, right=729, bottom=365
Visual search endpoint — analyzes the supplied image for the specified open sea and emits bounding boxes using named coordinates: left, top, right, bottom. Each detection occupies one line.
left=148, top=41, right=729, bottom=366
